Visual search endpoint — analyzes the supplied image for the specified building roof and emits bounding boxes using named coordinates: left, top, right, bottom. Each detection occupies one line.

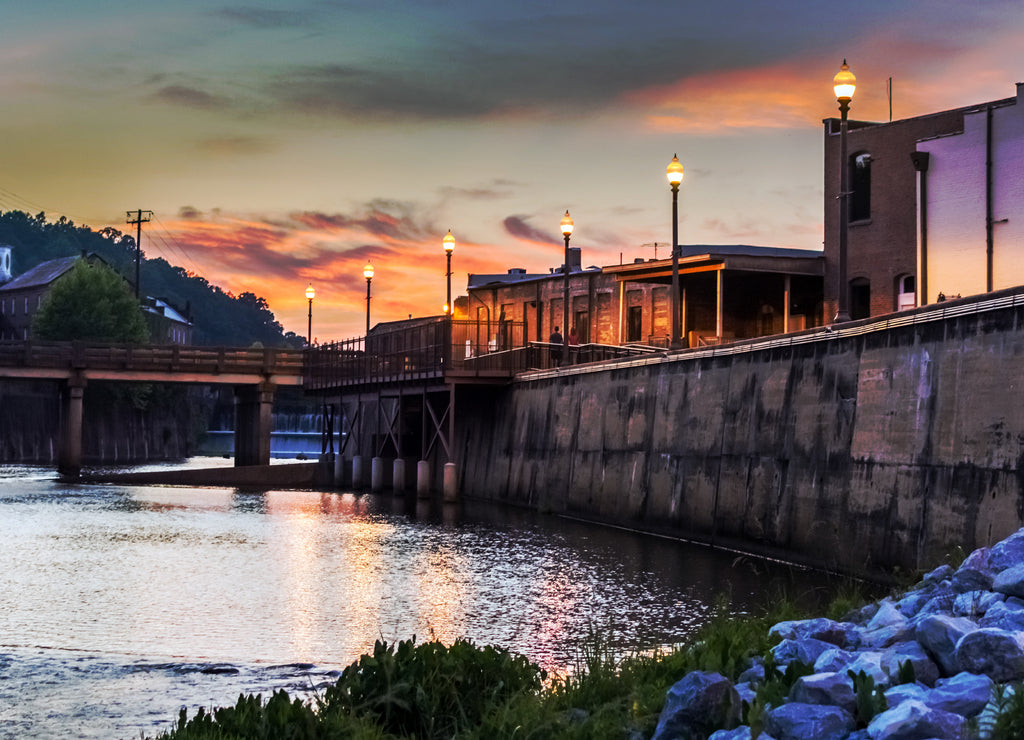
left=603, top=244, right=824, bottom=282
left=0, top=256, right=80, bottom=291
left=468, top=244, right=824, bottom=291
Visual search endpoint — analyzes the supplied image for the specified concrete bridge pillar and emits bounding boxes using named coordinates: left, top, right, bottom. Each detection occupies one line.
left=371, top=456, right=391, bottom=492
left=234, top=383, right=275, bottom=467
left=416, top=460, right=431, bottom=498
left=58, top=380, right=85, bottom=479
left=443, top=462, right=458, bottom=502
left=352, top=455, right=366, bottom=489
left=393, top=458, right=407, bottom=494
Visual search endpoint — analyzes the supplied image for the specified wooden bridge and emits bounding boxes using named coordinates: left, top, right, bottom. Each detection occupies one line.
left=0, top=340, right=304, bottom=477
left=0, top=320, right=655, bottom=488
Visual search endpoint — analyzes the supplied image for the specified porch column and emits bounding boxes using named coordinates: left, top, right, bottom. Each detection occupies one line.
left=783, top=275, right=791, bottom=334
left=716, top=268, right=724, bottom=340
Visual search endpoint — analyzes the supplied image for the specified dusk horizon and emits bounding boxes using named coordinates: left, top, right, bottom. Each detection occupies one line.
left=3, top=0, right=1022, bottom=339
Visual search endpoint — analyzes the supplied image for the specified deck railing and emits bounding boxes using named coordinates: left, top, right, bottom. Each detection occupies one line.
left=302, top=318, right=659, bottom=391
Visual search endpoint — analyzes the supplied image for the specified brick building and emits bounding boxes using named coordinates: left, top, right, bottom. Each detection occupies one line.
left=822, top=84, right=1024, bottom=319
left=467, top=245, right=823, bottom=350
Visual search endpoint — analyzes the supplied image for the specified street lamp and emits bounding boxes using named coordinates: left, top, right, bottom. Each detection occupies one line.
left=363, top=261, right=374, bottom=335
left=666, top=154, right=684, bottom=349
left=305, top=283, right=315, bottom=346
left=833, top=59, right=856, bottom=323
left=443, top=229, right=455, bottom=316
left=560, top=210, right=574, bottom=359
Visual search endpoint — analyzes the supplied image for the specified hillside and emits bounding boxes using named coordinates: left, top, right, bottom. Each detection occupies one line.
left=0, top=210, right=301, bottom=347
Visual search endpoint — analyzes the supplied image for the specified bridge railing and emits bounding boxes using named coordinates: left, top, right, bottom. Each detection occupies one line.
left=302, top=318, right=660, bottom=391
left=0, top=340, right=304, bottom=376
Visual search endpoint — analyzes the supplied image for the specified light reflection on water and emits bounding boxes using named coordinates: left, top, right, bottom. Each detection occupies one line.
left=0, top=462, right=828, bottom=739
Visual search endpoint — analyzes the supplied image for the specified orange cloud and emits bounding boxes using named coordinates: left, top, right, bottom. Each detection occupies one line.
left=146, top=207, right=578, bottom=342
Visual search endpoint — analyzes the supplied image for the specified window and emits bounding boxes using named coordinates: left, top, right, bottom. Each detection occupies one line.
left=574, top=310, right=588, bottom=344
left=627, top=306, right=643, bottom=343
left=851, top=278, right=871, bottom=320
left=23, top=297, right=28, bottom=314
left=849, top=153, right=871, bottom=222
left=896, top=274, right=916, bottom=311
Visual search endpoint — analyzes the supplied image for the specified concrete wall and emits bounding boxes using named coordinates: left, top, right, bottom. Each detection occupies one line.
left=459, top=294, right=1024, bottom=576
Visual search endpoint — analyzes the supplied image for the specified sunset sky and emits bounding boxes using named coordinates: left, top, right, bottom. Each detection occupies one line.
left=2, top=1, right=1023, bottom=339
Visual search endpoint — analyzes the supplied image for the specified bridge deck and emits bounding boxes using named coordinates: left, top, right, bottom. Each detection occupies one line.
left=0, top=341, right=304, bottom=385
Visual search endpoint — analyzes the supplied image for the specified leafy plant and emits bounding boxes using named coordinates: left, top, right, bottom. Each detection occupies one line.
left=990, top=682, right=1024, bottom=740
left=848, top=669, right=887, bottom=727
left=743, top=657, right=815, bottom=736
left=318, top=637, right=544, bottom=740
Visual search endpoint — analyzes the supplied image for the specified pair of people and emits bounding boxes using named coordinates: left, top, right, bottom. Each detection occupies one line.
left=549, top=326, right=578, bottom=367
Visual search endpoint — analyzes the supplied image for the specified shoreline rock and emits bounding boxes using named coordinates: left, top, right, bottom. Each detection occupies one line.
left=653, top=528, right=1024, bottom=740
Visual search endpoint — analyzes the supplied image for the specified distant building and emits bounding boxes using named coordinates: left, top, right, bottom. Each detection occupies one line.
left=822, top=83, right=1024, bottom=318
left=142, top=297, right=193, bottom=346
left=0, top=251, right=191, bottom=344
left=0, top=255, right=87, bottom=341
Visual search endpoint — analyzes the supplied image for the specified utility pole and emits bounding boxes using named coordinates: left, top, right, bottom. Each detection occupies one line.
left=126, top=209, right=152, bottom=299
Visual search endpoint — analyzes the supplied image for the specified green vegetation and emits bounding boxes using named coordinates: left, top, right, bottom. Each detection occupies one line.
left=153, top=585, right=872, bottom=740
left=32, top=260, right=149, bottom=343
left=0, top=210, right=301, bottom=346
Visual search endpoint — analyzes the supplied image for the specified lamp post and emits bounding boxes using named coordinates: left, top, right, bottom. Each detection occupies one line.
left=305, top=283, right=315, bottom=346
left=833, top=59, right=856, bottom=323
left=560, top=210, right=574, bottom=359
left=363, top=262, right=374, bottom=335
left=666, top=154, right=684, bottom=349
left=443, top=229, right=455, bottom=317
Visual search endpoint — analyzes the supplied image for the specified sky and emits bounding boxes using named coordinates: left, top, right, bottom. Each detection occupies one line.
left=2, top=0, right=1023, bottom=340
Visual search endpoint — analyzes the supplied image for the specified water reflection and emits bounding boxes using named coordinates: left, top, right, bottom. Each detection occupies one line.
left=0, top=465, right=834, bottom=738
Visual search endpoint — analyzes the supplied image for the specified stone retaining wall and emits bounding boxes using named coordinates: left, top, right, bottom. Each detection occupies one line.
left=458, top=295, right=1024, bottom=576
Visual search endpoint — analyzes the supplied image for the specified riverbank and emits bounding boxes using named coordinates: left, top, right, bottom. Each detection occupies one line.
left=156, top=527, right=1024, bottom=739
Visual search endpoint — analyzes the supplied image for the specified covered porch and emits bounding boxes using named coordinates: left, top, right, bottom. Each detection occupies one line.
left=603, top=246, right=825, bottom=347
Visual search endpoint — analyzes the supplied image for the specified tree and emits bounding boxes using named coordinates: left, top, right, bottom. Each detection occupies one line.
left=33, top=260, right=149, bottom=343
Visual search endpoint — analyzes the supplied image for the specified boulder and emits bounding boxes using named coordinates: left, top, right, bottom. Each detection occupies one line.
left=763, top=702, right=855, bottom=740
left=867, top=600, right=906, bottom=631
left=926, top=671, right=994, bottom=717
left=867, top=699, right=966, bottom=739
left=769, top=618, right=858, bottom=648
left=980, top=599, right=1024, bottom=631
left=815, top=647, right=856, bottom=674
left=950, top=547, right=994, bottom=593
left=914, top=614, right=977, bottom=676
left=952, top=589, right=1003, bottom=618
left=896, top=590, right=932, bottom=619
left=880, top=640, right=940, bottom=687
left=993, top=562, right=1024, bottom=599
left=789, top=672, right=856, bottom=714
left=708, top=728, right=753, bottom=740
left=771, top=638, right=835, bottom=668
left=883, top=682, right=929, bottom=708
left=651, top=671, right=741, bottom=740
left=988, top=528, right=1024, bottom=572
left=844, top=651, right=889, bottom=687
left=955, top=627, right=1024, bottom=682
left=919, top=564, right=954, bottom=588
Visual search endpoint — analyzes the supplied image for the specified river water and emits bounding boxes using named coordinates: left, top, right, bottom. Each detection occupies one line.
left=0, top=461, right=829, bottom=739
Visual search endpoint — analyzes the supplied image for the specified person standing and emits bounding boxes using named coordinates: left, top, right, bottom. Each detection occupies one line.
left=549, top=326, right=563, bottom=367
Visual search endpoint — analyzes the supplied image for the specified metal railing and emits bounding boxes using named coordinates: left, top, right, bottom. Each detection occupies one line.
left=302, top=318, right=660, bottom=391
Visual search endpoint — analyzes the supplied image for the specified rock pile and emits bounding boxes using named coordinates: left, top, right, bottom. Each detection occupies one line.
left=652, top=528, right=1024, bottom=740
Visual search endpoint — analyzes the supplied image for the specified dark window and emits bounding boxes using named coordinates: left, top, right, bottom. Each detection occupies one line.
left=851, top=278, right=871, bottom=320
left=574, top=310, right=588, bottom=343
left=849, top=153, right=871, bottom=222
left=627, top=306, right=643, bottom=343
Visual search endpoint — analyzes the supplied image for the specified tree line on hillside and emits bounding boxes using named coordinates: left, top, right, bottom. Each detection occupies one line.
left=0, top=210, right=302, bottom=347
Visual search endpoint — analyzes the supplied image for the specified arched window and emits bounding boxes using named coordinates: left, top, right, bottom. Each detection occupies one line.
left=849, top=153, right=871, bottom=222
left=896, top=274, right=916, bottom=311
